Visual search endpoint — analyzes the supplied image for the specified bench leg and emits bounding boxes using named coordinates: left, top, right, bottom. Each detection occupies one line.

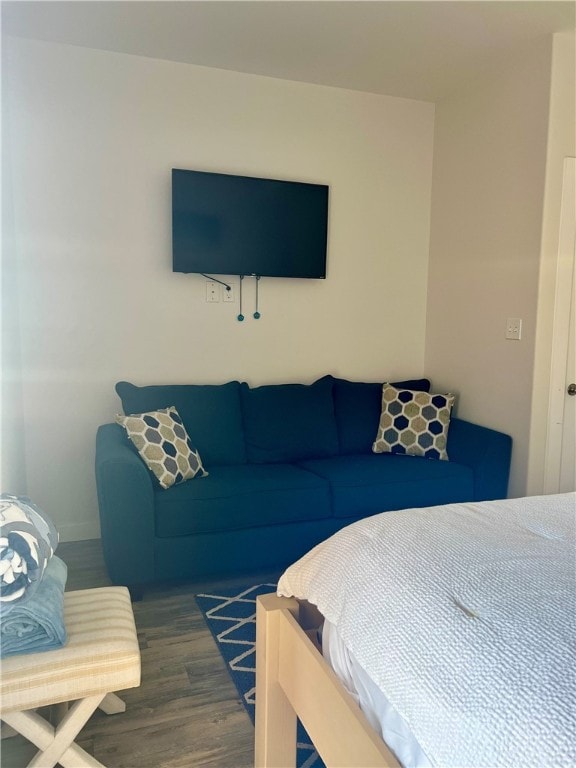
left=99, top=693, right=126, bottom=715
left=2, top=693, right=107, bottom=768
left=48, top=692, right=125, bottom=724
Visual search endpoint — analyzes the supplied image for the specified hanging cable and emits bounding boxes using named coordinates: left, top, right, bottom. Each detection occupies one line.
left=237, top=275, right=245, bottom=321
left=201, top=273, right=231, bottom=291
left=253, top=275, right=261, bottom=319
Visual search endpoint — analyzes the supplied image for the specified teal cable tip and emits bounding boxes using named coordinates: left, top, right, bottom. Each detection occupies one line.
left=237, top=314, right=245, bottom=322
left=253, top=312, right=261, bottom=319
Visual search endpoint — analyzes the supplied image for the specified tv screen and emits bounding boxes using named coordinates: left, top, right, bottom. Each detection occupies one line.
left=172, top=169, right=329, bottom=278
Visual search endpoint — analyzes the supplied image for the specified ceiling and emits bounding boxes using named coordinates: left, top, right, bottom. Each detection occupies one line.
left=2, top=1, right=574, bottom=101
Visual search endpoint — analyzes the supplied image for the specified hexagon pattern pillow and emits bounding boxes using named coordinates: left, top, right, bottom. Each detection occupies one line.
left=116, top=407, right=208, bottom=489
left=372, top=384, right=455, bottom=461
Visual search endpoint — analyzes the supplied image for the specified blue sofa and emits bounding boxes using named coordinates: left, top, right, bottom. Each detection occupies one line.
left=95, top=375, right=512, bottom=592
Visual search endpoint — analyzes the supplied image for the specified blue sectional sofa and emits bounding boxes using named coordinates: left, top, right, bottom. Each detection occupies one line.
left=95, top=375, right=512, bottom=593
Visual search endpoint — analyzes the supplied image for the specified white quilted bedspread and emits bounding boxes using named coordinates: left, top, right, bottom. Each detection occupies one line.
left=277, top=493, right=576, bottom=768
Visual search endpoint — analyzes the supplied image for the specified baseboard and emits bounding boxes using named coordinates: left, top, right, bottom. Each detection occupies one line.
left=58, top=520, right=101, bottom=543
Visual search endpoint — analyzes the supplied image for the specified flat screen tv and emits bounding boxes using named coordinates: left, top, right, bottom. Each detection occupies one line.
left=172, top=169, right=329, bottom=278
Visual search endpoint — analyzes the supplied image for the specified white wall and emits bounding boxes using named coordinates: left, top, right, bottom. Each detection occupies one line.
left=1, top=85, right=27, bottom=495
left=2, top=38, right=435, bottom=540
left=425, top=37, right=554, bottom=498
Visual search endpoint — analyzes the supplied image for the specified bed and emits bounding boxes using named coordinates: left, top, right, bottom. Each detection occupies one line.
left=255, top=493, right=576, bottom=768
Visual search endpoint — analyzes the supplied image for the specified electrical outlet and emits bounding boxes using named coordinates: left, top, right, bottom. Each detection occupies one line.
left=222, top=283, right=235, bottom=303
left=505, top=317, right=522, bottom=340
left=206, top=281, right=220, bottom=303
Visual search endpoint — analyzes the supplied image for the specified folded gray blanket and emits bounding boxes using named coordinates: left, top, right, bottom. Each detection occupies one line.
left=0, top=555, right=68, bottom=658
left=0, top=494, right=59, bottom=611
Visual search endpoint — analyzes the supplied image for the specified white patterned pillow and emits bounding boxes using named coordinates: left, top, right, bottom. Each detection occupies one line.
left=372, top=384, right=455, bottom=461
left=116, top=407, right=208, bottom=489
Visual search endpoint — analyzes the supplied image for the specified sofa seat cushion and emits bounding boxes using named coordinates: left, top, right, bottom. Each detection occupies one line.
left=241, top=376, right=339, bottom=463
left=115, top=380, right=246, bottom=466
left=155, top=464, right=331, bottom=537
left=298, top=454, right=474, bottom=519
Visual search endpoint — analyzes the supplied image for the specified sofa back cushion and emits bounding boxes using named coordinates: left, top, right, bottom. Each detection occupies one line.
left=115, top=380, right=246, bottom=466
left=333, top=377, right=431, bottom=455
left=241, top=376, right=339, bottom=463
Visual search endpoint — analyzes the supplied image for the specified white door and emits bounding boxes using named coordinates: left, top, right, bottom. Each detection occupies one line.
left=545, top=157, right=576, bottom=493
left=559, top=234, right=575, bottom=492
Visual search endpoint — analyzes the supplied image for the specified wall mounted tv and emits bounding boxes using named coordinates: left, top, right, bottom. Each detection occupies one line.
left=172, top=169, right=329, bottom=279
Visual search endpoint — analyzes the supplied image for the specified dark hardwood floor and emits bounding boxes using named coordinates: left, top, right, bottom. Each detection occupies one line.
left=2, top=539, right=282, bottom=768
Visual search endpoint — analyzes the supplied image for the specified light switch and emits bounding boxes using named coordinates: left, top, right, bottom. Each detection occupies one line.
left=505, top=317, right=522, bottom=340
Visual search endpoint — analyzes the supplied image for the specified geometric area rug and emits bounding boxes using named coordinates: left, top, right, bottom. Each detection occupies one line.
left=195, top=583, right=325, bottom=768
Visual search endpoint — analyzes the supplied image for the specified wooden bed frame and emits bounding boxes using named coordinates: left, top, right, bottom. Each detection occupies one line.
left=255, top=593, right=400, bottom=768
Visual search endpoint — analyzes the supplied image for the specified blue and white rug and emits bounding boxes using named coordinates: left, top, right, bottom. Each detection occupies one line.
left=195, top=583, right=325, bottom=768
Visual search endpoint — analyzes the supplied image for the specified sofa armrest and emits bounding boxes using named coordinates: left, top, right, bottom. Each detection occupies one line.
left=447, top=418, right=512, bottom=501
left=95, top=423, right=156, bottom=586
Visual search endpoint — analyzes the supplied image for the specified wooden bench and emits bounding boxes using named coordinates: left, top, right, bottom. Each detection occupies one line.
left=0, top=586, right=141, bottom=768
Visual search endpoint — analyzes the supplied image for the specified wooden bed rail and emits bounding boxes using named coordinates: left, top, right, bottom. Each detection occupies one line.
left=255, top=593, right=400, bottom=768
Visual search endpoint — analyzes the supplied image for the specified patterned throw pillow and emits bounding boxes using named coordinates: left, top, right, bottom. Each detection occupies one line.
left=116, top=407, right=208, bottom=489
left=372, top=384, right=455, bottom=461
